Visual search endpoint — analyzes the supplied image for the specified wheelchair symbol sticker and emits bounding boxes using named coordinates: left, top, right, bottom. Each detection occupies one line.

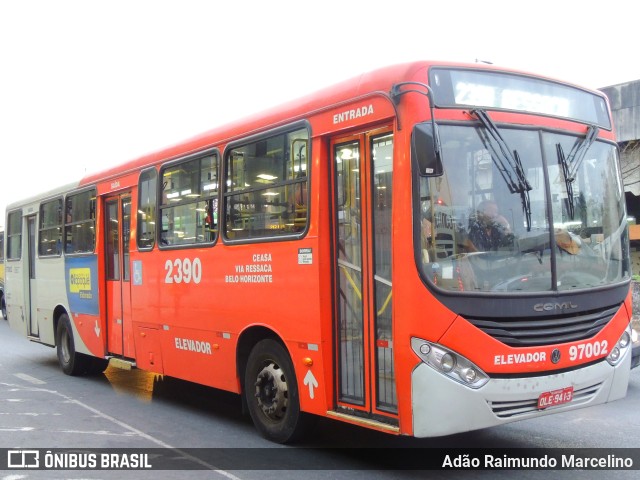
left=133, top=261, right=143, bottom=285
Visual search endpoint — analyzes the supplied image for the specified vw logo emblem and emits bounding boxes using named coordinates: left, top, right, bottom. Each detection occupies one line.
left=551, top=349, right=561, bottom=364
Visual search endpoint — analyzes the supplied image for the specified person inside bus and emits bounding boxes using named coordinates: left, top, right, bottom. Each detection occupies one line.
left=466, top=199, right=513, bottom=251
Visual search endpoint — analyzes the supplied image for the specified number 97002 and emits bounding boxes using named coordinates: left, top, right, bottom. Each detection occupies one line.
left=568, top=340, right=608, bottom=361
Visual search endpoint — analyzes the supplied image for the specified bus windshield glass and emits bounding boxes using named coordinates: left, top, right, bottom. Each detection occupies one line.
left=429, top=67, right=611, bottom=129
left=416, top=122, right=630, bottom=293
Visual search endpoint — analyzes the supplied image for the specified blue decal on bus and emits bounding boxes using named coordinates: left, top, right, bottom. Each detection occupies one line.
left=65, top=256, right=99, bottom=315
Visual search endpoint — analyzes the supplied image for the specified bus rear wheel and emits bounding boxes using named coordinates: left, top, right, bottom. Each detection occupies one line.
left=244, top=339, right=308, bottom=443
left=56, top=314, right=92, bottom=376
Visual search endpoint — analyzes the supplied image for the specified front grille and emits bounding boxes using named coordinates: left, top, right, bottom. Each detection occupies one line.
left=465, top=305, right=619, bottom=347
left=488, top=382, right=603, bottom=418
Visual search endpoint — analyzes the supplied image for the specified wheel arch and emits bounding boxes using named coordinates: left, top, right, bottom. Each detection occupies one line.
left=52, top=305, right=69, bottom=345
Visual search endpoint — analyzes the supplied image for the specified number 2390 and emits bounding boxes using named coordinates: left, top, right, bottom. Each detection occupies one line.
left=164, top=258, right=202, bottom=284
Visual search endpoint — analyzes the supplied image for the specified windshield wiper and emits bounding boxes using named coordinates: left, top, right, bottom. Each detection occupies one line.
left=471, top=109, right=532, bottom=231
left=556, top=143, right=575, bottom=219
left=555, top=124, right=599, bottom=220
left=567, top=125, right=599, bottom=181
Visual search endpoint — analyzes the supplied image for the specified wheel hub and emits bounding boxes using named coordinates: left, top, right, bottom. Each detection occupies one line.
left=60, top=330, right=71, bottom=363
left=254, top=362, right=288, bottom=420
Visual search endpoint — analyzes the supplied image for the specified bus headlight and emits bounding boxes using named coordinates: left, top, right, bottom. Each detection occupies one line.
left=411, top=337, right=489, bottom=389
left=440, top=353, right=456, bottom=372
left=607, top=327, right=632, bottom=366
left=462, top=367, right=477, bottom=383
left=618, top=330, right=631, bottom=348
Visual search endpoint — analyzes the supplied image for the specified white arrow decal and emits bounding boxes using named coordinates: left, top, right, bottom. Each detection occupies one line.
left=94, top=320, right=101, bottom=337
left=303, top=370, right=318, bottom=399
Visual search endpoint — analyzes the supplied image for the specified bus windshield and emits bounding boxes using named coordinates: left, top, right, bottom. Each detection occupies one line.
left=416, top=122, right=630, bottom=293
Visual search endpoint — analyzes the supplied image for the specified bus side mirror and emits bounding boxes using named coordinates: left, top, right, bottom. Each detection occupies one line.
left=412, top=122, right=443, bottom=177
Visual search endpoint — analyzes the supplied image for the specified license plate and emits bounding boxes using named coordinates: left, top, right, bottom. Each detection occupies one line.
left=537, top=386, right=574, bottom=409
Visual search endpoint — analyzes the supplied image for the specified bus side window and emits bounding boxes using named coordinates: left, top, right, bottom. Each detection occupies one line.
left=65, top=189, right=96, bottom=254
left=39, top=198, right=63, bottom=256
left=223, top=126, right=309, bottom=240
left=137, top=168, right=157, bottom=250
left=159, top=153, right=218, bottom=247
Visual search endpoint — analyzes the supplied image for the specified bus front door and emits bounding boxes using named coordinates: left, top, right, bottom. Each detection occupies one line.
left=104, top=194, right=133, bottom=358
left=331, top=129, right=398, bottom=421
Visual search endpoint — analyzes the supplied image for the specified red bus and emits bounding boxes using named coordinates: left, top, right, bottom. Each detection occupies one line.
left=4, top=61, right=633, bottom=443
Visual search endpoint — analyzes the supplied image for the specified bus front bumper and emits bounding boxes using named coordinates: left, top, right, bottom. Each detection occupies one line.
left=411, top=350, right=631, bottom=438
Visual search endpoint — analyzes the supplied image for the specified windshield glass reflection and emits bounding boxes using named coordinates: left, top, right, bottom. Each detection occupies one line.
left=416, top=124, right=630, bottom=293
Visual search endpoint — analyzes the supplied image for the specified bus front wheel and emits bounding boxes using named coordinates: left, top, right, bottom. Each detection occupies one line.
left=244, top=339, right=308, bottom=443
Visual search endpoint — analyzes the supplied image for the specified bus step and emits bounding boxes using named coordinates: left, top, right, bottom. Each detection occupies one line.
left=107, top=357, right=136, bottom=370
left=26, top=335, right=41, bottom=342
left=326, top=410, right=400, bottom=434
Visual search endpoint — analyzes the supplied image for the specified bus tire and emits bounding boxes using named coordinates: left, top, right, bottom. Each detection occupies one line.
left=56, top=314, right=90, bottom=376
left=244, top=339, right=308, bottom=443
left=1, top=294, right=6, bottom=320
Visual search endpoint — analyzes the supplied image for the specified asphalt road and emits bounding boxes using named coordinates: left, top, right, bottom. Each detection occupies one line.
left=0, top=318, right=638, bottom=480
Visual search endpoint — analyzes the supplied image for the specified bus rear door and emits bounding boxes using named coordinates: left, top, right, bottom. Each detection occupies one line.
left=104, top=194, right=134, bottom=358
left=27, top=215, right=39, bottom=337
